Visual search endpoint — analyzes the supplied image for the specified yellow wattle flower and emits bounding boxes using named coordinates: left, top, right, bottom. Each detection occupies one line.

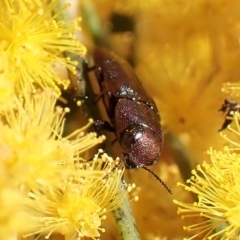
left=0, top=0, right=86, bottom=99
left=0, top=89, right=105, bottom=190
left=0, top=162, right=31, bottom=240
left=0, top=73, right=15, bottom=110
left=174, top=148, right=240, bottom=240
left=24, top=153, right=135, bottom=240
left=173, top=112, right=240, bottom=239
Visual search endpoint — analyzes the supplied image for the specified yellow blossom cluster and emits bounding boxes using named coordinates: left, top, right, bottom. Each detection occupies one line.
left=3, top=0, right=240, bottom=239
left=0, top=86, right=135, bottom=240
left=25, top=153, right=133, bottom=240
left=174, top=112, right=240, bottom=239
left=0, top=0, right=86, bottom=107
left=0, top=90, right=106, bottom=189
left=0, top=1, right=135, bottom=240
left=0, top=161, right=30, bottom=239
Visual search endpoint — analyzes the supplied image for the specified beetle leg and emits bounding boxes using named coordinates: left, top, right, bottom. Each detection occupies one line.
left=93, top=120, right=115, bottom=132
left=85, top=65, right=96, bottom=72
left=86, top=64, right=104, bottom=83
left=218, top=112, right=233, bottom=131
left=111, top=138, right=118, bottom=145
left=94, top=89, right=108, bottom=103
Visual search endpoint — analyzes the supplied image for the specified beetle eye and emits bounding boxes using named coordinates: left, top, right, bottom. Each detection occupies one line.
left=120, top=126, right=143, bottom=150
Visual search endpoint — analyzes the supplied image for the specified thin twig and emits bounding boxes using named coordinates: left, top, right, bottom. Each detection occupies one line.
left=165, top=131, right=193, bottom=183
left=112, top=191, right=141, bottom=240
left=80, top=1, right=110, bottom=47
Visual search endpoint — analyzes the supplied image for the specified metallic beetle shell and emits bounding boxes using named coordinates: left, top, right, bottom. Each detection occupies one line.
left=93, top=47, right=163, bottom=169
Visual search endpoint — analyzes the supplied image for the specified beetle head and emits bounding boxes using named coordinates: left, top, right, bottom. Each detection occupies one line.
left=120, top=124, right=162, bottom=169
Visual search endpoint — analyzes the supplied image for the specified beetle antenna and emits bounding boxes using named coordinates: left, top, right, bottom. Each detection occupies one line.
left=142, top=166, right=172, bottom=194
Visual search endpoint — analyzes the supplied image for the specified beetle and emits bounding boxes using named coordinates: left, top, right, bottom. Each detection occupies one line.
left=219, top=98, right=240, bottom=131
left=90, top=47, right=171, bottom=194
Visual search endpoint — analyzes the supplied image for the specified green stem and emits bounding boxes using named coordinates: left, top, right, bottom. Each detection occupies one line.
left=165, top=132, right=193, bottom=183
left=112, top=193, right=141, bottom=240
left=165, top=132, right=199, bottom=202
left=80, top=1, right=110, bottom=47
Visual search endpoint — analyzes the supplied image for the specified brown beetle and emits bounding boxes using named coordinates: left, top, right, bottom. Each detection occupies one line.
left=91, top=47, right=171, bottom=194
